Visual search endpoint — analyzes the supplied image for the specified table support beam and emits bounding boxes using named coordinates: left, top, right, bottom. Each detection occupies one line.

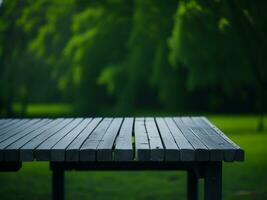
left=187, top=170, right=198, bottom=200
left=51, top=165, right=64, bottom=200
left=0, top=162, right=21, bottom=172
left=204, top=162, right=222, bottom=200
left=49, top=161, right=222, bottom=200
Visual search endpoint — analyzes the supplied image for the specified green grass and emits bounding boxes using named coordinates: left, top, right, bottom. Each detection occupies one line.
left=13, top=103, right=74, bottom=117
left=0, top=111, right=266, bottom=200
left=208, top=115, right=267, bottom=135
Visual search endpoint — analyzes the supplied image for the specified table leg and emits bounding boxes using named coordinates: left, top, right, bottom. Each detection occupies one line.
left=187, top=170, right=198, bottom=200
left=204, top=162, right=222, bottom=200
left=0, top=162, right=21, bottom=172
left=52, top=166, right=65, bottom=200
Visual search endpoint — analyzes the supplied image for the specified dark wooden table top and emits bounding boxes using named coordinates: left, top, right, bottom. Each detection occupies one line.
left=0, top=117, right=244, bottom=162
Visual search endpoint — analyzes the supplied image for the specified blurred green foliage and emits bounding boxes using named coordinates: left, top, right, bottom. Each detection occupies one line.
left=0, top=0, right=266, bottom=124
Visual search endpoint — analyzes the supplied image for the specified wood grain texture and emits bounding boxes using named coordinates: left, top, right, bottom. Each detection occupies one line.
left=35, top=118, right=83, bottom=161
left=134, top=118, right=150, bottom=161
left=0, top=119, right=20, bottom=131
left=115, top=118, right=134, bottom=161
left=0, top=119, right=9, bottom=126
left=0, top=120, right=40, bottom=143
left=51, top=118, right=92, bottom=161
left=0, top=119, right=30, bottom=138
left=145, top=117, right=164, bottom=161
left=196, top=117, right=244, bottom=161
left=182, top=117, right=224, bottom=161
left=0, top=117, right=244, bottom=162
left=66, top=118, right=102, bottom=161
left=79, top=118, right=112, bottom=161
left=20, top=119, right=72, bottom=161
left=97, top=118, right=123, bottom=161
left=155, top=118, right=179, bottom=161
left=6, top=119, right=62, bottom=161
left=173, top=117, right=209, bottom=161
left=164, top=118, right=195, bottom=161
left=2, top=119, right=50, bottom=161
left=0, top=119, right=13, bottom=128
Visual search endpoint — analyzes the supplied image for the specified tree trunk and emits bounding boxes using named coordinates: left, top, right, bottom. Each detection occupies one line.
left=21, top=94, right=28, bottom=117
left=5, top=81, right=15, bottom=117
left=257, top=81, right=265, bottom=132
left=6, top=94, right=14, bottom=117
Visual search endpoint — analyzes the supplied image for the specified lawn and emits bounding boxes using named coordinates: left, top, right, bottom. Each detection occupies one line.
left=0, top=108, right=266, bottom=200
left=12, top=103, right=74, bottom=117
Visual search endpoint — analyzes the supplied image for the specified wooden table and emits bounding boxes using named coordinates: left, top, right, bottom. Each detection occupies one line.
left=0, top=117, right=244, bottom=200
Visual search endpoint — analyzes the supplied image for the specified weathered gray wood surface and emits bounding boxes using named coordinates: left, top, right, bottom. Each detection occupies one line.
left=79, top=118, right=112, bottom=161
left=145, top=118, right=164, bottom=161
left=97, top=118, right=123, bottom=161
left=51, top=119, right=92, bottom=161
left=66, top=118, right=102, bottom=161
left=155, top=118, right=179, bottom=161
left=0, top=117, right=244, bottom=162
left=35, top=118, right=83, bottom=160
left=173, top=118, right=209, bottom=161
left=115, top=118, right=134, bottom=161
left=134, top=118, right=150, bottom=161
left=164, top=118, right=195, bottom=161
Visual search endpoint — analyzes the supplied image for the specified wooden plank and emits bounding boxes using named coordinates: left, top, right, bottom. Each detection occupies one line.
left=114, top=118, right=134, bottom=161
left=97, top=118, right=123, bottom=161
left=155, top=118, right=180, bottom=161
left=0, top=119, right=29, bottom=137
left=35, top=118, right=83, bottom=161
left=2, top=119, right=51, bottom=161
left=80, top=118, right=112, bottom=161
left=0, top=120, right=45, bottom=148
left=155, top=118, right=179, bottom=161
left=4, top=119, right=63, bottom=161
left=0, top=117, right=244, bottom=163
left=182, top=117, right=224, bottom=161
left=145, top=117, right=164, bottom=161
left=173, top=117, right=209, bottom=161
left=0, top=119, right=40, bottom=143
left=134, top=117, right=150, bottom=161
left=191, top=117, right=237, bottom=161
left=20, top=119, right=73, bottom=161
left=195, top=117, right=244, bottom=161
left=51, top=118, right=92, bottom=161
left=0, top=119, right=43, bottom=161
left=0, top=119, right=7, bottom=125
left=66, top=118, right=102, bottom=161
left=0, top=119, right=20, bottom=130
left=164, top=118, right=195, bottom=161
left=0, top=119, right=11, bottom=126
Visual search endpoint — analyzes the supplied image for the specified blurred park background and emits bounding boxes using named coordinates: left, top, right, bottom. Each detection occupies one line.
left=0, top=0, right=267, bottom=199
